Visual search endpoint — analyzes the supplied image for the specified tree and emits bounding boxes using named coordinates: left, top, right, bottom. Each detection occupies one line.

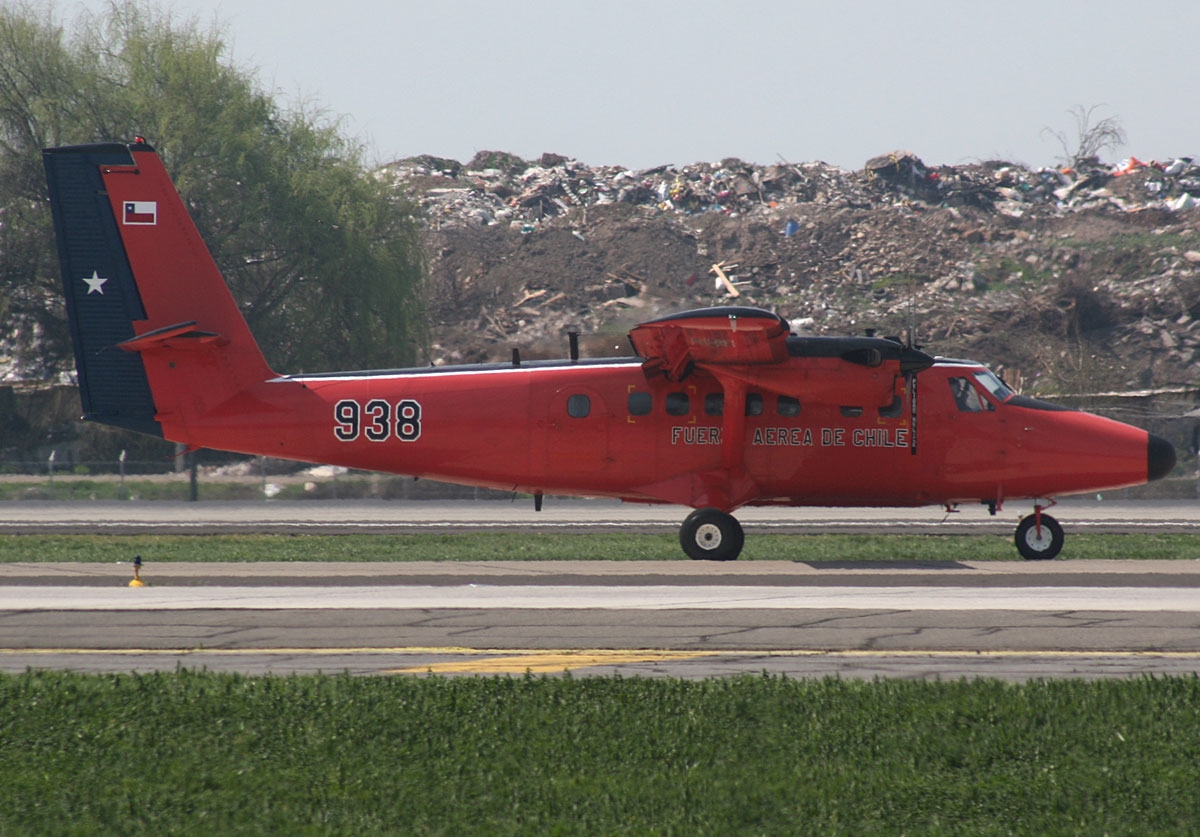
left=1043, top=104, right=1127, bottom=171
left=0, top=1, right=426, bottom=378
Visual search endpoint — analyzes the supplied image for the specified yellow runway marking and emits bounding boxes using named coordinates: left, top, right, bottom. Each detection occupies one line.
left=387, top=651, right=709, bottom=675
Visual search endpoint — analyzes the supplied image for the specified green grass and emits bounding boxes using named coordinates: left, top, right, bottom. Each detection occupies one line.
left=0, top=671, right=1197, bottom=834
left=2, top=532, right=1200, bottom=563
left=0, top=480, right=271, bottom=502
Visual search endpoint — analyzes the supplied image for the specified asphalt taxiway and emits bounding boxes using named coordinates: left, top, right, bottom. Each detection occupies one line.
left=2, top=528, right=1200, bottom=679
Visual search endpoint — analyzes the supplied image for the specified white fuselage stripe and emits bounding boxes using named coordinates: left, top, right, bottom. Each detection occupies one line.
left=271, top=362, right=640, bottom=384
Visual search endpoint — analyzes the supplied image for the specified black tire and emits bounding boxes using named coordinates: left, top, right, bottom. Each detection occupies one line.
left=679, top=508, right=744, bottom=561
left=1014, top=513, right=1064, bottom=560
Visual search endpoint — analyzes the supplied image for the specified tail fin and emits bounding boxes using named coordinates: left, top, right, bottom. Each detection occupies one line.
left=43, top=140, right=273, bottom=441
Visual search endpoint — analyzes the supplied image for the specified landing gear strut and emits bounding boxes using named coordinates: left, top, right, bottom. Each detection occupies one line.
left=1014, top=505, right=1064, bottom=560
left=679, top=508, right=744, bottom=561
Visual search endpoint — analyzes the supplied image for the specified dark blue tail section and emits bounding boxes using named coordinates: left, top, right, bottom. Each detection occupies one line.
left=43, top=143, right=161, bottom=437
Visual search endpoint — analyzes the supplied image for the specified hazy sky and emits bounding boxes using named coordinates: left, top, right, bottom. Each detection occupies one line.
left=55, top=0, right=1200, bottom=170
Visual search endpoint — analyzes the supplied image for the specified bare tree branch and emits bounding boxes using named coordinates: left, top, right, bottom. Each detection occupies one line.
left=1042, top=105, right=1127, bottom=170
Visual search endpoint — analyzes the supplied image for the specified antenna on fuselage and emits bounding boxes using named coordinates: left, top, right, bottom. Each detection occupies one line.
left=906, top=275, right=918, bottom=350
left=905, top=276, right=920, bottom=456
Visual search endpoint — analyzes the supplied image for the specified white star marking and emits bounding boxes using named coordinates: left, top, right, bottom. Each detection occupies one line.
left=82, top=271, right=108, bottom=295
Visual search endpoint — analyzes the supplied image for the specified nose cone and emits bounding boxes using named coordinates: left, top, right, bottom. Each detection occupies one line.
left=1148, top=434, right=1176, bottom=481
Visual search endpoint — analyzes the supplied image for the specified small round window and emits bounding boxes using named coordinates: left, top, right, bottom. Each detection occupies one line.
left=666, top=392, right=690, bottom=416
left=567, top=394, right=591, bottom=418
left=628, top=392, right=652, bottom=416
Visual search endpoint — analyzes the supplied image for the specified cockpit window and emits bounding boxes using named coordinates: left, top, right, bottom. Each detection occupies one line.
left=949, top=376, right=991, bottom=412
left=973, top=370, right=1014, bottom=402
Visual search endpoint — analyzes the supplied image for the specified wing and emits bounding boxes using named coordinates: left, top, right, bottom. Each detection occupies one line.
left=628, top=307, right=790, bottom=381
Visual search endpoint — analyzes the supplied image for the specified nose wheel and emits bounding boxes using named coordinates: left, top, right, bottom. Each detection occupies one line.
left=1014, top=511, right=1064, bottom=560
left=680, top=508, right=744, bottom=561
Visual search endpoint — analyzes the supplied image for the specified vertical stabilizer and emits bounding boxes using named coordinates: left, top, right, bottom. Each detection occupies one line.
left=43, top=140, right=274, bottom=440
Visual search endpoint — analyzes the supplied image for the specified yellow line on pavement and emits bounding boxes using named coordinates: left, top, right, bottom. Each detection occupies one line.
left=387, top=651, right=709, bottom=675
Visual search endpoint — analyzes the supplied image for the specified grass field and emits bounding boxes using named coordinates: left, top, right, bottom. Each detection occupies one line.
left=2, top=531, right=1200, bottom=563
left=1, top=671, right=1198, bottom=835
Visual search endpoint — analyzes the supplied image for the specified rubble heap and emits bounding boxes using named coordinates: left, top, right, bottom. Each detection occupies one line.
left=382, top=149, right=1200, bottom=399
left=384, top=149, right=1200, bottom=229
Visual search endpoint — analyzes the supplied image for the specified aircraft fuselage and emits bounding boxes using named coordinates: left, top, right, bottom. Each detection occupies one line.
left=171, top=350, right=1163, bottom=516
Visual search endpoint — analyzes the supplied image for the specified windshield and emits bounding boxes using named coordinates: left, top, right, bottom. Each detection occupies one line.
left=973, top=369, right=1014, bottom=403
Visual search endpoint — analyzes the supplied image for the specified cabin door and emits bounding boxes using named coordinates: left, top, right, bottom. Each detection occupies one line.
left=547, top=386, right=611, bottom=474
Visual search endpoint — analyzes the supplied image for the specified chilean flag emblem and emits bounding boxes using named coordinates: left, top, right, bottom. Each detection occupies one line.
left=123, top=200, right=157, bottom=225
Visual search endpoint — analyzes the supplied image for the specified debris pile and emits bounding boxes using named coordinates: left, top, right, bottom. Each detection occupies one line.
left=382, top=152, right=864, bottom=230
left=382, top=149, right=1200, bottom=231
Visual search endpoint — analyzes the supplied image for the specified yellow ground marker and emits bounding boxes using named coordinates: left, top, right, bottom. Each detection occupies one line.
left=128, top=555, right=145, bottom=587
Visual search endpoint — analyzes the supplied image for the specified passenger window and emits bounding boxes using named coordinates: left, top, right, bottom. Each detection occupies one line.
left=745, top=393, right=764, bottom=416
left=777, top=396, right=801, bottom=417
left=949, top=377, right=990, bottom=412
left=840, top=406, right=864, bottom=418
left=628, top=391, right=652, bottom=416
left=704, top=393, right=724, bottom=416
left=666, top=392, right=689, bottom=416
left=566, top=394, right=590, bottom=418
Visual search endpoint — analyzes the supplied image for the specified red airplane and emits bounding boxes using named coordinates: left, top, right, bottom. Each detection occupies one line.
left=43, top=140, right=1175, bottom=560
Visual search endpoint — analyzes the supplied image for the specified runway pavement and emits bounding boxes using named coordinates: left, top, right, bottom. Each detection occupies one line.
left=2, top=513, right=1200, bottom=678
left=2, top=497, right=1200, bottom=534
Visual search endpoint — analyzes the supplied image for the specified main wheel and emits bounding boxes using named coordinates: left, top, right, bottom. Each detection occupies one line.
left=679, top=508, right=744, bottom=561
left=1014, top=513, right=1064, bottom=560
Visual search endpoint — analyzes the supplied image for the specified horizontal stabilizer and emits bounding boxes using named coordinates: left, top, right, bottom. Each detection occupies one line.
left=118, top=321, right=229, bottom=352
